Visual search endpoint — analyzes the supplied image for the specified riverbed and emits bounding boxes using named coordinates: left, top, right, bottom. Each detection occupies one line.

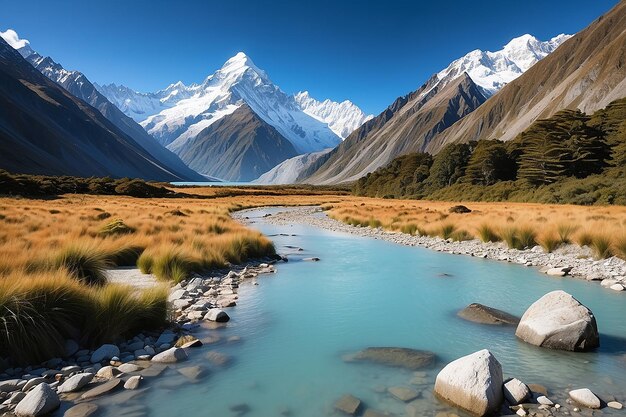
left=109, top=206, right=626, bottom=417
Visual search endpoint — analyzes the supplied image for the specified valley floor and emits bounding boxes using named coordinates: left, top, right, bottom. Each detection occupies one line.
left=234, top=206, right=626, bottom=292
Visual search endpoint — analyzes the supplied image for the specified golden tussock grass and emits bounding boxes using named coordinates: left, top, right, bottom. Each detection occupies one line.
left=0, top=188, right=341, bottom=363
left=325, top=198, right=626, bottom=260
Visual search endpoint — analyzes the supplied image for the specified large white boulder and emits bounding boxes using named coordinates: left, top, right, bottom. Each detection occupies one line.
left=151, top=347, right=188, bottom=363
left=434, top=349, right=503, bottom=416
left=204, top=308, right=230, bottom=322
left=515, top=291, right=599, bottom=351
left=15, top=383, right=60, bottom=416
left=57, top=373, right=94, bottom=393
left=569, top=388, right=601, bottom=409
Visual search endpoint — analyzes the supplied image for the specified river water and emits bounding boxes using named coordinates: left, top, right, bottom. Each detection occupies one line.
left=102, top=207, right=626, bottom=417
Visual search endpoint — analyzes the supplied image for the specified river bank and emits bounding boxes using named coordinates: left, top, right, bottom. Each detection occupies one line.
left=233, top=206, right=626, bottom=292
left=0, top=259, right=279, bottom=417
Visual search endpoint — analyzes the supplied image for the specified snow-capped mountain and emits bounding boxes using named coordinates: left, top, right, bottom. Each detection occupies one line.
left=293, top=91, right=373, bottom=139
left=94, top=82, right=192, bottom=122
left=98, top=53, right=345, bottom=154
left=430, top=34, right=571, bottom=97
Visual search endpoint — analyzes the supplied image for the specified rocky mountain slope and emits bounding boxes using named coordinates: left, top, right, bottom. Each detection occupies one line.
left=170, top=104, right=298, bottom=181
left=0, top=30, right=203, bottom=181
left=300, top=33, right=569, bottom=184
left=253, top=149, right=331, bottom=184
left=0, top=36, right=194, bottom=180
left=302, top=73, right=487, bottom=184
left=426, top=1, right=626, bottom=152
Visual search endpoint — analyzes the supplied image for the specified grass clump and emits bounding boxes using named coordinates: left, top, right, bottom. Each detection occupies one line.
left=590, top=234, right=613, bottom=259
left=86, top=284, right=168, bottom=342
left=556, top=224, right=578, bottom=244
left=104, top=243, right=146, bottom=267
left=477, top=224, right=500, bottom=243
left=0, top=271, right=168, bottom=364
left=400, top=224, right=418, bottom=235
left=539, top=233, right=561, bottom=253
left=98, top=219, right=135, bottom=236
left=614, top=233, right=626, bottom=260
left=53, top=244, right=111, bottom=286
left=451, top=229, right=473, bottom=241
left=518, top=227, right=537, bottom=249
left=576, top=231, right=594, bottom=247
left=500, top=226, right=537, bottom=250
left=439, top=223, right=457, bottom=240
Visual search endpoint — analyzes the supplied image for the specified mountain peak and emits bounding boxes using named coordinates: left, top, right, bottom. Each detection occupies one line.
left=0, top=28, right=35, bottom=58
left=435, top=32, right=571, bottom=97
left=219, top=52, right=263, bottom=77
left=503, top=34, right=538, bottom=49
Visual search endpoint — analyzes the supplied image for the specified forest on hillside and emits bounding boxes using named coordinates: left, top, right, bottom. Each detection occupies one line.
left=354, top=98, right=626, bottom=205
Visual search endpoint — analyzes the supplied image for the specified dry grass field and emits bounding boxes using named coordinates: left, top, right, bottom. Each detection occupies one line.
left=2, top=186, right=625, bottom=363
left=324, top=199, right=626, bottom=259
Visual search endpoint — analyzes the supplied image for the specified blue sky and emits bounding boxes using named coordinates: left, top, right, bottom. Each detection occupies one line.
left=1, top=0, right=618, bottom=114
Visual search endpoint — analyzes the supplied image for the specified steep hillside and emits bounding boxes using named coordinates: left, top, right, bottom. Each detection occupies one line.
left=427, top=1, right=626, bottom=152
left=0, top=37, right=190, bottom=180
left=304, top=73, right=487, bottom=184
left=171, top=105, right=298, bottom=181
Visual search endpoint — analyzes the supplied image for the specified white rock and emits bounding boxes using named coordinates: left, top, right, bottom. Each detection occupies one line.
left=434, top=349, right=503, bottom=416
left=14, top=384, right=59, bottom=416
left=117, top=363, right=142, bottom=373
left=57, top=373, right=93, bottom=393
left=610, top=283, right=624, bottom=291
left=21, top=378, right=46, bottom=392
left=536, top=395, right=554, bottom=406
left=608, top=401, right=623, bottom=410
left=516, top=407, right=527, bottom=416
left=95, top=366, right=121, bottom=379
left=90, top=344, right=120, bottom=363
left=204, top=308, right=230, bottom=322
left=515, top=290, right=599, bottom=351
left=503, top=378, right=530, bottom=405
left=600, top=279, right=617, bottom=287
left=151, top=347, right=188, bottom=363
left=168, top=289, right=188, bottom=302
left=123, top=376, right=143, bottom=390
left=569, top=388, right=601, bottom=409
left=546, top=267, right=570, bottom=276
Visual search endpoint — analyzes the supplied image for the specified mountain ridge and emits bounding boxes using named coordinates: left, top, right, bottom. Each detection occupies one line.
left=0, top=36, right=197, bottom=180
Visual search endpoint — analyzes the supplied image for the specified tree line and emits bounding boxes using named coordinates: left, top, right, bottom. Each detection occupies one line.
left=354, top=98, right=626, bottom=205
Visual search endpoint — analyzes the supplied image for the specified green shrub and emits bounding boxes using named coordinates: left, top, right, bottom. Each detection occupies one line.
left=151, top=249, right=199, bottom=283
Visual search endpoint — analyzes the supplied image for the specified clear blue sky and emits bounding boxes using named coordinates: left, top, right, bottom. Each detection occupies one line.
left=1, top=0, right=618, bottom=114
